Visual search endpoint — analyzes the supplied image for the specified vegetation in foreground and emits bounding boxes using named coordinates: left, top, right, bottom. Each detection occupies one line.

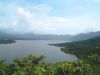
left=0, top=54, right=99, bottom=75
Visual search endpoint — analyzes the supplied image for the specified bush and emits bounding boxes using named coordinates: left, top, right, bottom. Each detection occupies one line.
left=0, top=55, right=98, bottom=75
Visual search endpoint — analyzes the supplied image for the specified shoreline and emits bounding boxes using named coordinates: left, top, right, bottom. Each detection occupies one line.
left=0, top=39, right=16, bottom=44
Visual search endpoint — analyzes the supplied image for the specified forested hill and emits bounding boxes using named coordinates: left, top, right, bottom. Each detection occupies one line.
left=54, top=36, right=100, bottom=55
left=55, top=36, right=100, bottom=47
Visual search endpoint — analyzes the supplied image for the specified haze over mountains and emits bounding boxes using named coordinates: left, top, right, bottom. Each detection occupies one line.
left=0, top=31, right=100, bottom=41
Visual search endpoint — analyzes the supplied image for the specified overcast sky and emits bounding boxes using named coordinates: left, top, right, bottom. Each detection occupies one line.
left=0, top=0, right=100, bottom=35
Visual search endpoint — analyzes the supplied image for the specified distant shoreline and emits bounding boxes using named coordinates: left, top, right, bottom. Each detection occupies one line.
left=0, top=39, right=16, bottom=44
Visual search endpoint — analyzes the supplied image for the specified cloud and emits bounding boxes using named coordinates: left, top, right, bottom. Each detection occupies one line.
left=12, top=5, right=70, bottom=34
left=0, top=2, right=100, bottom=35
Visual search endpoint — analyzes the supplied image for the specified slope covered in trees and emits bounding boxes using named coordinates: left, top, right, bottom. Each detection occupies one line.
left=56, top=36, right=100, bottom=55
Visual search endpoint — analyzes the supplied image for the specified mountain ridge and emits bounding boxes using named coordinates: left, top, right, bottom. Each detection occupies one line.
left=0, top=31, right=100, bottom=41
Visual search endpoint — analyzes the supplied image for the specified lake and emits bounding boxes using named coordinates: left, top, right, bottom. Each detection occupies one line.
left=0, top=40, right=77, bottom=63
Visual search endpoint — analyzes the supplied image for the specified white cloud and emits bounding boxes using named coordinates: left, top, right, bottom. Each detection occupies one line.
left=13, top=5, right=70, bottom=34
left=17, top=7, right=32, bottom=19
left=2, top=4, right=100, bottom=35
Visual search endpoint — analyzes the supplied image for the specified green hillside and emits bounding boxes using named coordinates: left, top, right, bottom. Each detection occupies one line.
left=57, top=36, right=100, bottom=56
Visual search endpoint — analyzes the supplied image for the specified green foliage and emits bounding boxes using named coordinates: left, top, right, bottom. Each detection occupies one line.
left=0, top=59, right=8, bottom=75
left=55, top=60, right=93, bottom=75
left=88, top=54, right=100, bottom=64
left=0, top=54, right=98, bottom=75
left=34, top=64, right=54, bottom=75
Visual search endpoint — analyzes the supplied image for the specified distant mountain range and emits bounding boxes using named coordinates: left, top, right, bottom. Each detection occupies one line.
left=0, top=31, right=100, bottom=41
left=52, top=35, right=100, bottom=47
left=69, top=31, right=100, bottom=41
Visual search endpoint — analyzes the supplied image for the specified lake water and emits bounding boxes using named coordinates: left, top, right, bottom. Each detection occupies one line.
left=0, top=40, right=77, bottom=63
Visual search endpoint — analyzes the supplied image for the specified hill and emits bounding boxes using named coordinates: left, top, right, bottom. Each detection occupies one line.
left=0, top=31, right=100, bottom=41
left=51, top=36, right=100, bottom=64
left=54, top=36, right=100, bottom=55
left=69, top=31, right=100, bottom=41
left=53, top=36, right=100, bottom=74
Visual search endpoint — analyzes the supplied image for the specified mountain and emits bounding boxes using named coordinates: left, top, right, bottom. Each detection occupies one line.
left=0, top=31, right=12, bottom=39
left=0, top=31, right=100, bottom=41
left=0, top=31, right=71, bottom=40
left=49, top=32, right=100, bottom=59
left=54, top=36, right=100, bottom=47
left=69, top=31, right=100, bottom=41
left=53, top=36, right=100, bottom=56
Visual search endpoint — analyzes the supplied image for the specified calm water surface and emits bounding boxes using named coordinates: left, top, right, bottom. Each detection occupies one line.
left=0, top=40, right=77, bottom=63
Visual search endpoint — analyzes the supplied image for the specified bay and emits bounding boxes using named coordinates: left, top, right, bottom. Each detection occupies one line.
left=0, top=40, right=77, bottom=63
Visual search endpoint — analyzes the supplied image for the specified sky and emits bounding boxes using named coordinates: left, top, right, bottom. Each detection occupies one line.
left=0, top=0, right=100, bottom=35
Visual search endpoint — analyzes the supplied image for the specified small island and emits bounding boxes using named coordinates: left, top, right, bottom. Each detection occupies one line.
left=0, top=39, right=16, bottom=44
